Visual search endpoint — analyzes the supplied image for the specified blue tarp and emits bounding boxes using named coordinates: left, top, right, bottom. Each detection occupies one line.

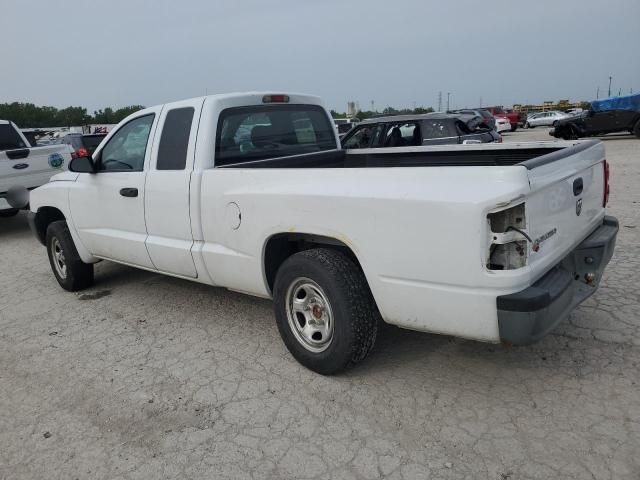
left=591, top=93, right=640, bottom=113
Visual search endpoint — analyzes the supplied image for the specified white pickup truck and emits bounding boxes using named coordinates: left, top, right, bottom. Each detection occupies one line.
left=1, top=120, right=73, bottom=216
left=27, top=92, right=618, bottom=374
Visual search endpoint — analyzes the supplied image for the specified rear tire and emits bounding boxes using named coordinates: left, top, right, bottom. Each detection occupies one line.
left=46, top=220, right=94, bottom=291
left=0, top=209, right=19, bottom=218
left=633, top=120, right=640, bottom=139
left=273, top=248, right=379, bottom=375
left=510, top=124, right=517, bottom=132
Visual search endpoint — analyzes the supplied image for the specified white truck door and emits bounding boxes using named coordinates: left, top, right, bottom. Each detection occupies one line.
left=143, top=98, right=203, bottom=278
left=69, top=110, right=160, bottom=269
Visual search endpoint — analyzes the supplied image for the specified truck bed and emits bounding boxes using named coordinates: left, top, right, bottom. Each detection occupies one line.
left=216, top=140, right=596, bottom=169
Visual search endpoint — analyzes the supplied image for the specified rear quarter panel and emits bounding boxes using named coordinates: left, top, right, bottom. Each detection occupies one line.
left=197, top=165, right=532, bottom=341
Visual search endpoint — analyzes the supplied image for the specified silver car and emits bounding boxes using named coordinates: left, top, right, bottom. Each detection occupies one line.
left=525, top=111, right=569, bottom=128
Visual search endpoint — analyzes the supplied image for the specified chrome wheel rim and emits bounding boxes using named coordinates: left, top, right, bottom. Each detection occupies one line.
left=285, top=277, right=334, bottom=353
left=50, top=237, right=67, bottom=279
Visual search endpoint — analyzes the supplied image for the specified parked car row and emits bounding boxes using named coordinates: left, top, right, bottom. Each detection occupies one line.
left=524, top=111, right=570, bottom=128
left=551, top=93, right=640, bottom=140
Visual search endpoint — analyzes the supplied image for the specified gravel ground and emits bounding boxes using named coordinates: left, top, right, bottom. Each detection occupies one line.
left=1, top=128, right=639, bottom=480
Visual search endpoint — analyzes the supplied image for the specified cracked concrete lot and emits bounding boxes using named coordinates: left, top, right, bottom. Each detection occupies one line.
left=1, top=129, right=639, bottom=480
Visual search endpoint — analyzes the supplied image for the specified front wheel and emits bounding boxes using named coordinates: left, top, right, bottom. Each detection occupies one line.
left=46, top=220, right=94, bottom=291
left=273, top=248, right=379, bottom=374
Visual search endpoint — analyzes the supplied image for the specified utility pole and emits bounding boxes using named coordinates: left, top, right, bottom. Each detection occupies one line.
left=371, top=100, right=375, bottom=113
left=446, top=92, right=451, bottom=112
left=596, top=86, right=600, bottom=99
left=437, top=92, right=442, bottom=112
left=608, top=76, right=612, bottom=97
left=479, top=96, right=482, bottom=107
left=618, top=88, right=622, bottom=96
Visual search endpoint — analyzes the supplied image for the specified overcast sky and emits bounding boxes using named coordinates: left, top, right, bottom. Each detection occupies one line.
left=1, top=0, right=638, bottom=112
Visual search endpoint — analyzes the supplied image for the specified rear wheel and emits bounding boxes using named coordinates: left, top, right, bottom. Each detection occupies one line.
left=510, top=124, right=517, bottom=132
left=0, top=209, right=19, bottom=218
left=46, top=220, right=94, bottom=291
left=633, top=120, right=640, bottom=139
left=273, top=248, right=379, bottom=374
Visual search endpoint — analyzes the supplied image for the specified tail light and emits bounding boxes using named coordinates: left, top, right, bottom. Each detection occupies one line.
left=71, top=147, right=89, bottom=160
left=603, top=160, right=610, bottom=207
left=262, top=94, right=290, bottom=103
left=487, top=203, right=528, bottom=270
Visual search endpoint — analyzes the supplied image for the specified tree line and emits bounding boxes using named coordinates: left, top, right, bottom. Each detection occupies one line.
left=0, top=102, right=146, bottom=128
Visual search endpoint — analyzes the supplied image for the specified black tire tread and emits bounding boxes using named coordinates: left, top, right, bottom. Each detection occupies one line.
left=274, top=248, right=379, bottom=374
left=46, top=220, right=94, bottom=291
left=633, top=119, right=640, bottom=139
left=0, top=209, right=19, bottom=218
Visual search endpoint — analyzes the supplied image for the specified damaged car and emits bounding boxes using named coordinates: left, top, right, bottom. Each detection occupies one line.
left=551, top=93, right=640, bottom=140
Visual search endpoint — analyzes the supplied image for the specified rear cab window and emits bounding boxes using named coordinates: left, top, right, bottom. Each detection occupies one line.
left=157, top=107, right=195, bottom=170
left=215, top=105, right=336, bottom=166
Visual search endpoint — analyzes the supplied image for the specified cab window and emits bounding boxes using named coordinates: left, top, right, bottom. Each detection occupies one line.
left=383, top=122, right=422, bottom=146
left=215, top=105, right=336, bottom=166
left=421, top=119, right=455, bottom=139
left=157, top=107, right=194, bottom=170
left=98, top=115, right=154, bottom=172
left=342, top=125, right=376, bottom=149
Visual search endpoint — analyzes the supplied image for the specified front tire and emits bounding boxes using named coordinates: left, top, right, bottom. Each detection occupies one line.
left=273, top=248, right=379, bottom=374
left=46, top=220, right=94, bottom=291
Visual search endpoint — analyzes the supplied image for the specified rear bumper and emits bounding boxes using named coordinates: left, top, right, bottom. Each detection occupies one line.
left=497, top=216, right=618, bottom=345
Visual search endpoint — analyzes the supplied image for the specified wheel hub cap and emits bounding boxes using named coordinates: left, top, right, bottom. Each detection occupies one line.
left=50, top=238, right=67, bottom=279
left=286, top=278, right=334, bottom=353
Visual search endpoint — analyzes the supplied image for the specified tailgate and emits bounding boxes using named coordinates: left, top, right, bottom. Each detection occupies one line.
left=524, top=140, right=607, bottom=275
left=0, top=145, right=72, bottom=193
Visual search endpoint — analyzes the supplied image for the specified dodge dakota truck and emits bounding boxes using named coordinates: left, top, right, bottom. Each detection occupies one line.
left=27, top=92, right=618, bottom=374
left=1, top=120, right=73, bottom=216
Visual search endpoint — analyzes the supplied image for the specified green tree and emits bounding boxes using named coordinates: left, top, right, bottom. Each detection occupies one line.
left=55, top=106, right=91, bottom=126
left=114, top=105, right=146, bottom=122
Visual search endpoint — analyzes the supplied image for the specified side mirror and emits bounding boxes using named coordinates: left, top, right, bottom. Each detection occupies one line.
left=69, top=155, right=96, bottom=173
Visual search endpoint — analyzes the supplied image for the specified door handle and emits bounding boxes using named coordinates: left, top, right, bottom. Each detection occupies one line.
left=119, top=187, right=138, bottom=197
